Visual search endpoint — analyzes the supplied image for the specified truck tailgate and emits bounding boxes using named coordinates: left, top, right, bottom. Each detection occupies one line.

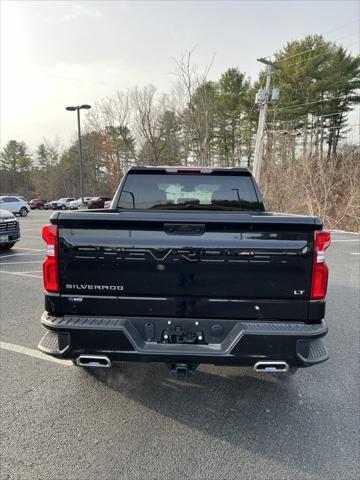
left=53, top=211, right=319, bottom=321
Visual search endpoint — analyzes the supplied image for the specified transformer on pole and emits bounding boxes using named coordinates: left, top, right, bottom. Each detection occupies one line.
left=252, top=58, right=280, bottom=183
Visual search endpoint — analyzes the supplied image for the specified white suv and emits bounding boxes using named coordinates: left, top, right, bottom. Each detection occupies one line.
left=0, top=196, right=30, bottom=216
left=51, top=198, right=76, bottom=210
left=69, top=197, right=92, bottom=210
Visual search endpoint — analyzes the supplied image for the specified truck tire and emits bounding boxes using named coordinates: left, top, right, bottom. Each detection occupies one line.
left=61, top=205, right=66, bottom=210
left=19, top=207, right=28, bottom=217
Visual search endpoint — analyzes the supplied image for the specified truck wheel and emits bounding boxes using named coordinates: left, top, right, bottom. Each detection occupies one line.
left=61, top=205, right=66, bottom=210
left=19, top=207, right=28, bottom=217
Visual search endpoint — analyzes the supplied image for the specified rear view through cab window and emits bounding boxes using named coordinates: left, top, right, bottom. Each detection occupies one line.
left=117, top=173, right=262, bottom=211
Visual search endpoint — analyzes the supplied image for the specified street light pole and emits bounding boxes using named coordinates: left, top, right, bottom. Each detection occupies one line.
left=76, top=108, right=85, bottom=206
left=65, top=104, right=91, bottom=206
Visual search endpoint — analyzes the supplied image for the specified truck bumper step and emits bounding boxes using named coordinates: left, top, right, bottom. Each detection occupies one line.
left=38, top=330, right=70, bottom=356
left=39, top=312, right=328, bottom=367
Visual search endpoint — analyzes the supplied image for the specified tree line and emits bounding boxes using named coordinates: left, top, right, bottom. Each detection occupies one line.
left=1, top=35, right=359, bottom=229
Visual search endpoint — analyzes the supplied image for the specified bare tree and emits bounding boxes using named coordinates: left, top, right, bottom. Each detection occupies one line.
left=172, top=50, right=215, bottom=166
left=131, top=85, right=167, bottom=165
left=87, top=91, right=138, bottom=164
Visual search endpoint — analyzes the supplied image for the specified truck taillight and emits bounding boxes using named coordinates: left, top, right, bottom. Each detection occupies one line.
left=42, top=224, right=59, bottom=293
left=311, top=231, right=331, bottom=300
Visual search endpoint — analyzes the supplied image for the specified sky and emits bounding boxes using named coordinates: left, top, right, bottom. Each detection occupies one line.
left=1, top=0, right=359, bottom=151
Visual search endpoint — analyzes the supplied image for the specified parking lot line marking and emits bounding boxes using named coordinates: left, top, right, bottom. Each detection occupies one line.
left=331, top=239, right=359, bottom=242
left=0, top=341, right=71, bottom=367
left=12, top=247, right=43, bottom=251
left=351, top=252, right=360, bottom=255
left=15, top=270, right=42, bottom=273
left=0, top=252, right=44, bottom=259
left=0, top=260, right=43, bottom=265
left=330, top=230, right=360, bottom=234
left=0, top=271, right=42, bottom=279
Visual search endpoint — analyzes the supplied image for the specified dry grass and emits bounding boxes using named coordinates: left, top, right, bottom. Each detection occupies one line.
left=260, top=145, right=360, bottom=232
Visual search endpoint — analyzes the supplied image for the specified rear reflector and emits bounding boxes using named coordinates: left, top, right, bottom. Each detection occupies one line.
left=42, top=224, right=59, bottom=293
left=311, top=231, right=331, bottom=300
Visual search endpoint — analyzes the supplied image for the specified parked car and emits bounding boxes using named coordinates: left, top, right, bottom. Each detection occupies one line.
left=87, top=196, right=112, bottom=209
left=39, top=166, right=330, bottom=379
left=43, top=201, right=53, bottom=210
left=51, top=198, right=76, bottom=210
left=0, top=196, right=30, bottom=216
left=29, top=199, right=47, bottom=210
left=69, top=197, right=92, bottom=210
left=0, top=209, right=20, bottom=250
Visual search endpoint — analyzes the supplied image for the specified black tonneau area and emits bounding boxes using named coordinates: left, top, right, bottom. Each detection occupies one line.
left=50, top=210, right=322, bottom=232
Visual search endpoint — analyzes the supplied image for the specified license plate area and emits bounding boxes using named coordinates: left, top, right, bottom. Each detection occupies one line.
left=160, top=326, right=206, bottom=344
left=0, top=235, right=9, bottom=242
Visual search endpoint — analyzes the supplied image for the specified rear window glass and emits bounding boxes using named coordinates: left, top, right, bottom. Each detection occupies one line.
left=117, top=174, right=261, bottom=211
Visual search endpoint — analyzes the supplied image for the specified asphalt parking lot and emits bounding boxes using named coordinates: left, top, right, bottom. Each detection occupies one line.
left=0, top=210, right=359, bottom=480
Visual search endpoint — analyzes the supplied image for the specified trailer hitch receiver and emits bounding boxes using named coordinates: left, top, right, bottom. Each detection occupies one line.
left=167, top=363, right=199, bottom=377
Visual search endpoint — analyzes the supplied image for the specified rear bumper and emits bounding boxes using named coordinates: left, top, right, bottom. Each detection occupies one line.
left=39, top=312, right=328, bottom=367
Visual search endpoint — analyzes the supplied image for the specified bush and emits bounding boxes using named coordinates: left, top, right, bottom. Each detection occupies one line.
left=261, top=145, right=360, bottom=232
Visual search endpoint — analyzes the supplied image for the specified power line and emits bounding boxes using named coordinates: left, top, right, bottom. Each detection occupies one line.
left=317, top=19, right=359, bottom=36
left=267, top=124, right=360, bottom=134
left=328, top=32, right=359, bottom=44
left=283, top=40, right=360, bottom=70
left=277, top=34, right=358, bottom=64
left=273, top=20, right=359, bottom=63
left=269, top=95, right=352, bottom=113
left=268, top=110, right=357, bottom=125
left=268, top=115, right=344, bottom=126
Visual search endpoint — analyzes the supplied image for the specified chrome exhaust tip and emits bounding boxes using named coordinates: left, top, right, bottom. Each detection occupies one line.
left=75, top=355, right=111, bottom=368
left=254, top=361, right=289, bottom=373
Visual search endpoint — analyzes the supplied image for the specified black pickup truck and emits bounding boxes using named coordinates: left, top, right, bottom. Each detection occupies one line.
left=38, top=166, right=330, bottom=377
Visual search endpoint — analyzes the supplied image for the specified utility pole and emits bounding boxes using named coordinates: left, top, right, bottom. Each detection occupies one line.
left=252, top=58, right=280, bottom=182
